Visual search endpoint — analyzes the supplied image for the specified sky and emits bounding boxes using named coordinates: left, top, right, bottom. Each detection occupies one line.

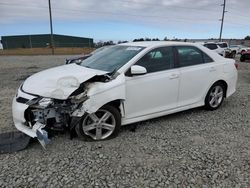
left=0, top=0, right=250, bottom=42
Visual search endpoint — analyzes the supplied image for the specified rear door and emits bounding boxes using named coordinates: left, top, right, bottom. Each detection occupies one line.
left=175, top=46, right=217, bottom=107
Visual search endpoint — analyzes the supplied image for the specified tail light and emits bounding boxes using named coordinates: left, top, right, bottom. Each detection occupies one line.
left=234, top=62, right=239, bottom=70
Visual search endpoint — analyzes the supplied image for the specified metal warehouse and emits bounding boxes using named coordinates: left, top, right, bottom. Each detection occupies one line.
left=1, top=34, right=94, bottom=49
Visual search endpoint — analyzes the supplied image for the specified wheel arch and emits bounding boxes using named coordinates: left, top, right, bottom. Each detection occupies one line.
left=101, top=99, right=125, bottom=116
left=204, top=80, right=227, bottom=110
left=80, top=97, right=125, bottom=117
left=241, top=50, right=246, bottom=54
left=207, top=80, right=228, bottom=98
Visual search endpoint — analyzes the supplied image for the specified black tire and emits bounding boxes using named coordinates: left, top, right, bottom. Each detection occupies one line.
left=240, top=55, right=245, bottom=62
left=231, top=51, right=236, bottom=58
left=204, top=82, right=225, bottom=111
left=75, top=105, right=121, bottom=141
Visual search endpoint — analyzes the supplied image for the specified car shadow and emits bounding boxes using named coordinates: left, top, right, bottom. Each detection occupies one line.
left=121, top=106, right=206, bottom=133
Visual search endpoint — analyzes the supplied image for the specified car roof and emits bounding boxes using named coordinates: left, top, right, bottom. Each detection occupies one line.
left=195, top=42, right=218, bottom=45
left=216, top=42, right=227, bottom=44
left=118, top=41, right=202, bottom=48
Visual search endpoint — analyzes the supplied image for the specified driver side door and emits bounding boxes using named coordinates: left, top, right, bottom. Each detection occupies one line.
left=124, top=46, right=180, bottom=120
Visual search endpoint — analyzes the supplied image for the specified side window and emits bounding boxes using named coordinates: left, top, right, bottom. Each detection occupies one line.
left=203, top=52, right=214, bottom=63
left=176, top=46, right=204, bottom=67
left=135, top=47, right=174, bottom=73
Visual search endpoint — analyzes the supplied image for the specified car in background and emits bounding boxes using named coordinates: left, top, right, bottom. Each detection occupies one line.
left=239, top=46, right=250, bottom=54
left=229, top=45, right=241, bottom=55
left=65, top=54, right=91, bottom=65
left=240, top=49, right=250, bottom=62
left=216, top=42, right=228, bottom=49
left=12, top=41, right=238, bottom=146
left=230, top=45, right=250, bottom=55
left=202, top=42, right=225, bottom=56
left=216, top=42, right=235, bottom=58
left=65, top=46, right=113, bottom=64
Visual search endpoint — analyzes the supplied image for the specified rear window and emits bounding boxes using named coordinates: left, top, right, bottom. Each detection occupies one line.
left=217, top=43, right=228, bottom=48
left=176, top=46, right=213, bottom=67
left=204, top=43, right=218, bottom=50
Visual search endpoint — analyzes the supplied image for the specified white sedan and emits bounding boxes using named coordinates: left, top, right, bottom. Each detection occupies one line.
left=201, top=42, right=225, bottom=56
left=12, top=41, right=238, bottom=146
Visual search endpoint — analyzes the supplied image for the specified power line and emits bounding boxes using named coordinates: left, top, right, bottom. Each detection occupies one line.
left=0, top=2, right=216, bottom=22
left=0, top=1, right=249, bottom=28
left=226, top=8, right=250, bottom=19
left=0, top=1, right=248, bottom=20
left=113, top=0, right=221, bottom=12
left=0, top=1, right=220, bottom=13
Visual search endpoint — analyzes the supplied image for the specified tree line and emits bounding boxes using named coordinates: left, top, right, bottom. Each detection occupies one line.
left=94, top=36, right=250, bottom=48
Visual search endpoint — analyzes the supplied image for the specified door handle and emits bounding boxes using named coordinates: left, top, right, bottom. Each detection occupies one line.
left=209, top=67, right=216, bottom=72
left=169, top=74, right=179, bottom=79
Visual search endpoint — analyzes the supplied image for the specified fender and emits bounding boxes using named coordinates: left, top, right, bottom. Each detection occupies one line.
left=72, top=74, right=126, bottom=116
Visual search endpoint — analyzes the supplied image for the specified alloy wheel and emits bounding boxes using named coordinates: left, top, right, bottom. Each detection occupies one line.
left=81, top=109, right=116, bottom=140
left=209, top=85, right=224, bottom=108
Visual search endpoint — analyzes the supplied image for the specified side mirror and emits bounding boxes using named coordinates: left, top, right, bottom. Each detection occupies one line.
left=130, top=65, right=147, bottom=76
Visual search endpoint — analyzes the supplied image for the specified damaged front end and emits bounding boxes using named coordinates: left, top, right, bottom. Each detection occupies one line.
left=26, top=95, right=88, bottom=147
left=11, top=62, right=125, bottom=152
left=13, top=87, right=89, bottom=149
left=12, top=72, right=114, bottom=149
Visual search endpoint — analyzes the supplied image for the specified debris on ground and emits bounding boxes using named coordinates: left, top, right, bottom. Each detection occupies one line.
left=0, top=131, right=30, bottom=154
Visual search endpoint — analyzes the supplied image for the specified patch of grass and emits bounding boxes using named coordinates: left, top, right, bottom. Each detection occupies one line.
left=0, top=47, right=95, bottom=56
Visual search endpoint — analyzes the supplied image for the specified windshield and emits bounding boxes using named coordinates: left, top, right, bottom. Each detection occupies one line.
left=80, top=45, right=145, bottom=72
left=90, top=45, right=113, bottom=55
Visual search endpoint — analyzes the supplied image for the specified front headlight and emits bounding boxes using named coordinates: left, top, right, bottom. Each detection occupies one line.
left=26, top=97, right=41, bottom=106
left=26, top=97, right=53, bottom=108
left=38, top=98, right=53, bottom=107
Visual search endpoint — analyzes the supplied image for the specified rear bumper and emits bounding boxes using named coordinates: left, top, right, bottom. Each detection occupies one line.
left=226, top=72, right=238, bottom=98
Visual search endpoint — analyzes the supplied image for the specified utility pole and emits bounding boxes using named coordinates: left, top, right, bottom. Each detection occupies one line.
left=29, top=35, right=32, bottom=48
left=219, top=0, right=226, bottom=42
left=48, top=0, right=54, bottom=55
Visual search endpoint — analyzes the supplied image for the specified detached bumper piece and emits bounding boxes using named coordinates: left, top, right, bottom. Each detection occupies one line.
left=0, top=131, right=31, bottom=154
left=33, top=122, right=50, bottom=149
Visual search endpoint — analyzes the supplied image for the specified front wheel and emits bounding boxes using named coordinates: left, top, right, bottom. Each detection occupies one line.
left=205, top=83, right=225, bottom=110
left=75, top=105, right=121, bottom=141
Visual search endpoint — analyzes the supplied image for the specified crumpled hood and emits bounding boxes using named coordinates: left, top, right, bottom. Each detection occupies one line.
left=22, top=64, right=107, bottom=99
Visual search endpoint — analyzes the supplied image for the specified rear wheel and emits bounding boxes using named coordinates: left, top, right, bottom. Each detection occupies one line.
left=75, top=105, right=121, bottom=141
left=205, top=83, right=225, bottom=110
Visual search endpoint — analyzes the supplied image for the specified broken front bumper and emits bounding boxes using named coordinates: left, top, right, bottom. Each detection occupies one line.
left=12, top=95, right=37, bottom=138
left=12, top=90, right=50, bottom=148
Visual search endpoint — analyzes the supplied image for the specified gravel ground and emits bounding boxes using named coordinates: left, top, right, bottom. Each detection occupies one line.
left=0, top=55, right=249, bottom=187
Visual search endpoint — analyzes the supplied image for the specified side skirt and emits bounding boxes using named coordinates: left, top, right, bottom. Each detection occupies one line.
left=121, top=102, right=203, bottom=126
